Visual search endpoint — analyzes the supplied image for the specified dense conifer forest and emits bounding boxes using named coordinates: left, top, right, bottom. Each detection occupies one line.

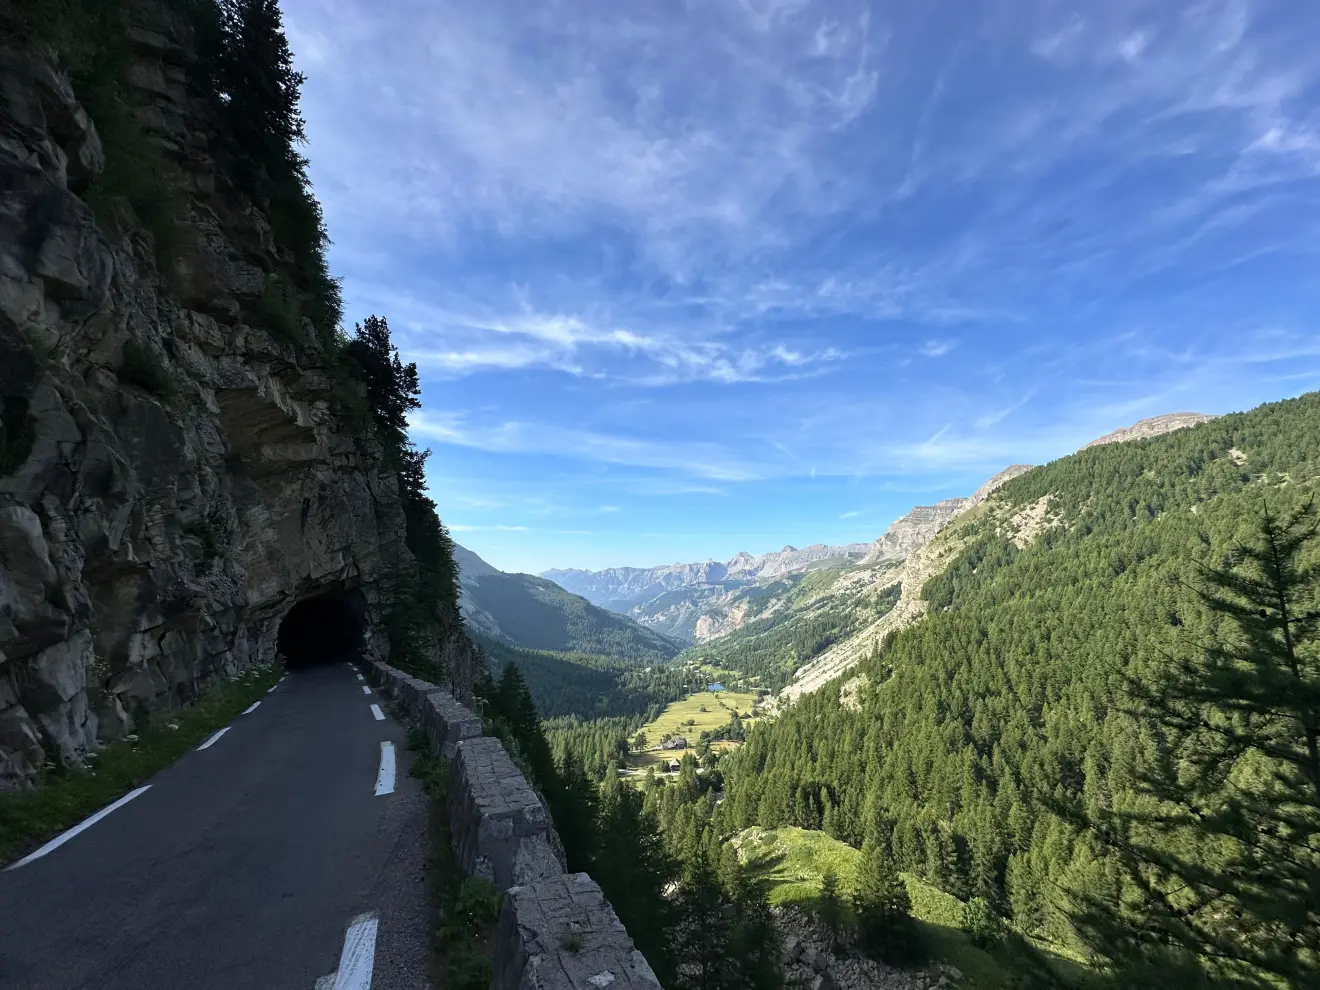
left=717, top=391, right=1320, bottom=985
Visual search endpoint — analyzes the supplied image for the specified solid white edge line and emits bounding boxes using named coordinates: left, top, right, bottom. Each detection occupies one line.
left=197, top=726, right=231, bottom=751
left=374, top=741, right=396, bottom=797
left=360, top=685, right=371, bottom=696
left=333, top=912, right=379, bottom=990
left=369, top=704, right=384, bottom=721
left=242, top=701, right=261, bottom=715
left=7, top=785, right=152, bottom=869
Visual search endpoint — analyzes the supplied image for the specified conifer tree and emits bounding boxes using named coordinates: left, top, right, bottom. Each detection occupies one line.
left=674, top=841, right=735, bottom=990
left=595, top=769, right=679, bottom=985
left=818, top=867, right=846, bottom=951
left=853, top=834, right=922, bottom=966
left=1073, top=499, right=1320, bottom=986
left=214, top=0, right=306, bottom=179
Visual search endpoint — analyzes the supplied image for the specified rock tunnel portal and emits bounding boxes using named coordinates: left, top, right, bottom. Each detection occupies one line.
left=276, top=588, right=367, bottom=668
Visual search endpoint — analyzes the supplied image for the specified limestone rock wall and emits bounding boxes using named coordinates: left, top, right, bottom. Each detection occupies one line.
left=0, top=3, right=467, bottom=788
left=365, top=660, right=661, bottom=990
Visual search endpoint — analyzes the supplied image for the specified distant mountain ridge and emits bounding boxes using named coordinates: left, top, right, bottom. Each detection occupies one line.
left=455, top=544, right=682, bottom=663
left=543, top=542, right=871, bottom=612
left=539, top=412, right=1210, bottom=659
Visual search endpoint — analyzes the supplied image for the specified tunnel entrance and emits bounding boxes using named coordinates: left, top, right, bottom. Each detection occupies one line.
left=277, top=588, right=367, bottom=668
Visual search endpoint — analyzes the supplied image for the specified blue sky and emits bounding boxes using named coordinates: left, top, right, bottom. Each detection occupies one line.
left=283, top=0, right=1320, bottom=575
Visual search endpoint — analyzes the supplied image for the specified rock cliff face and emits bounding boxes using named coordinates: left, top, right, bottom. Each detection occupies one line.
left=0, top=5, right=469, bottom=788
left=1080, top=412, right=1214, bottom=449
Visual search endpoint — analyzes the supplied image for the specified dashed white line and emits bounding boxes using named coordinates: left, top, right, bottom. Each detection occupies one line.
left=333, top=912, right=379, bottom=990
left=266, top=683, right=278, bottom=694
left=369, top=704, right=384, bottom=721
left=355, top=673, right=364, bottom=683
left=197, top=727, right=231, bottom=751
left=374, top=742, right=396, bottom=797
left=6, top=786, right=152, bottom=870
left=242, top=701, right=261, bottom=715
left=360, top=685, right=371, bottom=696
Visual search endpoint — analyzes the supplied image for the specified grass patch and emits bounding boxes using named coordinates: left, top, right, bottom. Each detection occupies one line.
left=118, top=340, right=174, bottom=399
left=409, top=736, right=500, bottom=990
left=0, top=660, right=282, bottom=866
left=732, top=826, right=1095, bottom=990
left=638, top=689, right=758, bottom=745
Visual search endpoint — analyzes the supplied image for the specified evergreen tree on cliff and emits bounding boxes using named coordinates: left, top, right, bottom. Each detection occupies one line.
left=342, top=315, right=458, bottom=665
left=1072, top=500, right=1320, bottom=987
left=202, top=0, right=341, bottom=333
left=213, top=0, right=305, bottom=177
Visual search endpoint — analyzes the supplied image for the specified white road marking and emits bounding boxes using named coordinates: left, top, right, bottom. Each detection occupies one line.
left=360, top=685, right=371, bottom=696
left=374, top=742, right=396, bottom=797
left=242, top=701, right=261, bottom=715
left=355, top=673, right=364, bottom=682
left=267, top=683, right=278, bottom=694
left=369, top=704, right=384, bottom=721
left=197, top=727, right=231, bottom=751
left=7, top=786, right=151, bottom=869
left=333, top=912, right=378, bottom=990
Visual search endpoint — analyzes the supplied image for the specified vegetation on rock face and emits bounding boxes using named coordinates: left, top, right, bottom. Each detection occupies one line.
left=0, top=396, right=37, bottom=478
left=345, top=315, right=460, bottom=679
left=117, top=340, right=174, bottom=398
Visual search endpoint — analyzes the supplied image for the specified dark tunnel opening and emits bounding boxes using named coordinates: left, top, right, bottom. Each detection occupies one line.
left=276, top=588, right=367, bottom=668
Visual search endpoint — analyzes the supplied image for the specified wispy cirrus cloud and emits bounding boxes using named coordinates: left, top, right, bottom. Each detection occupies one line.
left=285, top=0, right=1320, bottom=571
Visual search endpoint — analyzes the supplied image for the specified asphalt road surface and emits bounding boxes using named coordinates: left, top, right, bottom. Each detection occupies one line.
left=0, top=663, right=433, bottom=990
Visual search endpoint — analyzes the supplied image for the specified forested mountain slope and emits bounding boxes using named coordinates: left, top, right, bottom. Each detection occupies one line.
left=455, top=544, right=682, bottom=662
left=720, top=390, right=1320, bottom=959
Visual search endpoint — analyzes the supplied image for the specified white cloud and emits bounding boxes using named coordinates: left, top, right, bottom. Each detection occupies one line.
left=839, top=509, right=863, bottom=519
left=920, top=339, right=954, bottom=358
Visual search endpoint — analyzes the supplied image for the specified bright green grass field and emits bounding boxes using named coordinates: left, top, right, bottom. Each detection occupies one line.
left=731, top=826, right=1094, bottom=990
left=638, top=689, right=758, bottom=746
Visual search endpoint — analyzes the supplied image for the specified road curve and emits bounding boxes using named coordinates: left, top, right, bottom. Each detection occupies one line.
left=0, top=663, right=433, bottom=990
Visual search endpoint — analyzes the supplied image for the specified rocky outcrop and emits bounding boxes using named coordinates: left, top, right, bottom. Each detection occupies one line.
left=864, top=500, right=970, bottom=564
left=776, top=908, right=960, bottom=990
left=365, top=659, right=661, bottom=990
left=1080, top=412, right=1215, bottom=449
left=0, top=5, right=470, bottom=788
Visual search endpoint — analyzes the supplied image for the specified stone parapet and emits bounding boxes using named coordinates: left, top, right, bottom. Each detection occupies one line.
left=364, top=658, right=658, bottom=988
left=493, top=873, right=662, bottom=990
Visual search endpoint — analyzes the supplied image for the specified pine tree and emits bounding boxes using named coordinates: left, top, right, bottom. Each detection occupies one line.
left=853, top=834, right=923, bottom=966
left=726, top=863, right=783, bottom=990
left=595, top=769, right=679, bottom=985
left=818, top=867, right=846, bottom=951
left=345, top=315, right=421, bottom=447
left=674, top=841, right=735, bottom=990
left=551, top=751, right=598, bottom=873
left=1073, top=499, right=1320, bottom=986
left=214, top=0, right=305, bottom=179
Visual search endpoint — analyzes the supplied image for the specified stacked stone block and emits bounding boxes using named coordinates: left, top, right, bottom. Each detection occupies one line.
left=363, top=659, right=661, bottom=990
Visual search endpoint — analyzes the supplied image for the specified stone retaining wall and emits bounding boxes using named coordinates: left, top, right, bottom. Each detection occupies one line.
left=364, top=660, right=661, bottom=990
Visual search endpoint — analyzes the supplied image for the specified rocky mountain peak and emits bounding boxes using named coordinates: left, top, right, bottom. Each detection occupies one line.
left=1081, top=412, right=1215, bottom=450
